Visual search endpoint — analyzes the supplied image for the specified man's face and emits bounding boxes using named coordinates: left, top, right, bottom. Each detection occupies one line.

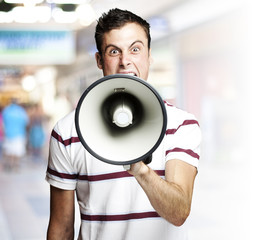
left=95, top=22, right=151, bottom=80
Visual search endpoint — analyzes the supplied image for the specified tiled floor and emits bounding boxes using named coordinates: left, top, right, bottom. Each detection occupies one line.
left=0, top=154, right=252, bottom=240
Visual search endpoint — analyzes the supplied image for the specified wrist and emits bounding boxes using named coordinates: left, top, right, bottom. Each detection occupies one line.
left=133, top=161, right=150, bottom=178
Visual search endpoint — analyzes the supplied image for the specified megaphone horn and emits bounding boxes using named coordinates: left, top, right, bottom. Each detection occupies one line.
left=75, top=74, right=167, bottom=166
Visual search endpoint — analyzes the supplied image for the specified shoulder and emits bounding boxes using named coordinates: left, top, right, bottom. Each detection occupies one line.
left=164, top=101, right=199, bottom=127
left=53, top=110, right=78, bottom=139
left=55, top=110, right=75, bottom=127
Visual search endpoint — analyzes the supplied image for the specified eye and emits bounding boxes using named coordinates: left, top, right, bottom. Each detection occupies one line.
left=131, top=47, right=140, bottom=53
left=110, top=49, right=119, bottom=55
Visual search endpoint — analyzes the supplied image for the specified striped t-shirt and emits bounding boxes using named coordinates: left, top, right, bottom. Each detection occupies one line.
left=46, top=101, right=201, bottom=240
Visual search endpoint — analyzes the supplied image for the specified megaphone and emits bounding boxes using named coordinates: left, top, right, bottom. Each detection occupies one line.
left=75, top=74, right=167, bottom=166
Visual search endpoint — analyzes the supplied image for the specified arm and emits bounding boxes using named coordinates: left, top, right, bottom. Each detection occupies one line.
left=47, top=186, right=75, bottom=240
left=128, top=159, right=197, bottom=226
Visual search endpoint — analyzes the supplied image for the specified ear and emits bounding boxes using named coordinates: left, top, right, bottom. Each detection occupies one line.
left=95, top=52, right=103, bottom=69
left=148, top=48, right=153, bottom=65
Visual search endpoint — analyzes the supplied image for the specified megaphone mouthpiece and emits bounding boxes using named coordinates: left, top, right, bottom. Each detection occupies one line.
left=111, top=94, right=133, bottom=128
left=103, top=92, right=142, bottom=129
left=112, top=105, right=133, bottom=128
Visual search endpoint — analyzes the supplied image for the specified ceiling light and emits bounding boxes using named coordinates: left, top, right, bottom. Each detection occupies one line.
left=52, top=7, right=78, bottom=23
left=76, top=4, right=96, bottom=26
left=4, top=0, right=43, bottom=4
left=12, top=6, right=51, bottom=23
left=46, top=0, right=91, bottom=4
left=0, top=11, right=13, bottom=23
left=22, top=75, right=37, bottom=92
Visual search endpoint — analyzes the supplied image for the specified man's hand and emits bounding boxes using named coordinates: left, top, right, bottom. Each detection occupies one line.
left=127, top=161, right=149, bottom=177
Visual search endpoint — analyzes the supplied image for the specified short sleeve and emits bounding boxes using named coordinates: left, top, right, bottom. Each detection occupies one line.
left=164, top=106, right=201, bottom=169
left=45, top=122, right=78, bottom=190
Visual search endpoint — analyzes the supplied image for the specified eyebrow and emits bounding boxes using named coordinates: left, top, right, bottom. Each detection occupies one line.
left=104, top=40, right=145, bottom=53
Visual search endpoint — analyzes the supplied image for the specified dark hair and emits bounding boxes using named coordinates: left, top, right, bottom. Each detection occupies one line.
left=95, top=8, right=151, bottom=54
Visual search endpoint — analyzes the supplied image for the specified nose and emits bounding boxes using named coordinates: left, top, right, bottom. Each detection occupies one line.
left=119, top=52, right=131, bottom=67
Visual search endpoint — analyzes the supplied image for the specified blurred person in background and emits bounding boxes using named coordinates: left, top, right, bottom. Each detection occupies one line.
left=2, top=98, right=29, bottom=171
left=28, top=103, right=46, bottom=163
left=46, top=8, right=201, bottom=240
left=0, top=106, right=4, bottom=162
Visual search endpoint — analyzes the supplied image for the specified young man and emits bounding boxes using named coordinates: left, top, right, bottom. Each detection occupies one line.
left=46, top=8, right=201, bottom=240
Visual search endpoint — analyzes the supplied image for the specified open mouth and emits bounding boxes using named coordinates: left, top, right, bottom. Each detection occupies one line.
left=120, top=72, right=137, bottom=77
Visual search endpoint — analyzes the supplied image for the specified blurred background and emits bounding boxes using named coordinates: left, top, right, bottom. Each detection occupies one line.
left=0, top=0, right=252, bottom=239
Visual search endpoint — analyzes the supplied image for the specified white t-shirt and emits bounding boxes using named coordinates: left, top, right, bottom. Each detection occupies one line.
left=46, top=101, right=201, bottom=240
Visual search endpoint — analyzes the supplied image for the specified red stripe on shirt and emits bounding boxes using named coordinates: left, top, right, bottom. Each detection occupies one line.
left=47, top=166, right=78, bottom=179
left=81, top=211, right=160, bottom=221
left=166, top=147, right=200, bottom=160
left=78, top=170, right=165, bottom=181
left=51, top=129, right=80, bottom=146
left=163, top=100, right=173, bottom=107
left=47, top=168, right=165, bottom=181
left=166, top=119, right=199, bottom=135
left=78, top=171, right=132, bottom=181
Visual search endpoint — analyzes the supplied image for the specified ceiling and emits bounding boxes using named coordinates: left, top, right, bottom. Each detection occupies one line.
left=0, top=0, right=249, bottom=94
left=0, top=0, right=183, bottom=30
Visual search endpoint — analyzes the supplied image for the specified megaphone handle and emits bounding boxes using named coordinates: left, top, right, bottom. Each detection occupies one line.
left=123, top=165, right=131, bottom=171
left=123, top=155, right=152, bottom=171
left=143, top=155, right=152, bottom=165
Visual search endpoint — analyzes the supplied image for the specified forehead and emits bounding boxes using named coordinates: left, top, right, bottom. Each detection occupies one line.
left=102, top=22, right=148, bottom=50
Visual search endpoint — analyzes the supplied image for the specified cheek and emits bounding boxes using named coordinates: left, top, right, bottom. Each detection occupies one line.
left=137, top=56, right=150, bottom=69
left=103, top=58, right=118, bottom=71
left=136, top=55, right=150, bottom=79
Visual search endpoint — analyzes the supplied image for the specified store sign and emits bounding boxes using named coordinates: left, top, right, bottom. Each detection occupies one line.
left=0, top=30, right=76, bottom=65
